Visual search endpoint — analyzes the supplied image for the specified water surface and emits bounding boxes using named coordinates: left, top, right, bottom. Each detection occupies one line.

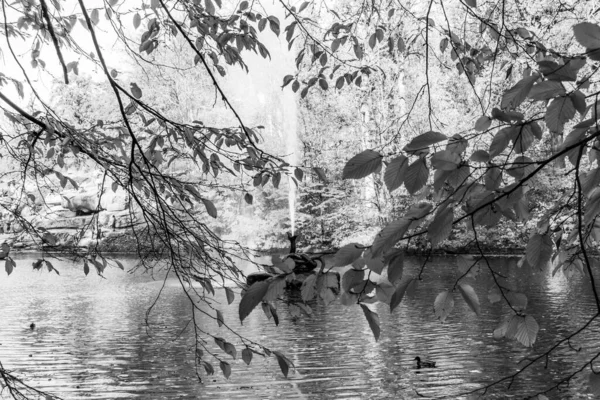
left=0, top=254, right=598, bottom=399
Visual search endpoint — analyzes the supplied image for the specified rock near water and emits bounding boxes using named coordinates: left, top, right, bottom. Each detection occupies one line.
left=0, top=174, right=146, bottom=253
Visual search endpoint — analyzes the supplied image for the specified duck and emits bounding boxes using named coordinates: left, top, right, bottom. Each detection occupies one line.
left=414, top=356, right=436, bottom=369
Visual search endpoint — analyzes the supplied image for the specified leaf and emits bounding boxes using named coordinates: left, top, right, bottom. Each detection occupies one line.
left=133, top=13, right=141, bottom=29
left=385, top=250, right=404, bottom=284
left=514, top=315, right=539, bottom=347
left=570, top=90, right=587, bottom=114
left=470, top=150, right=490, bottom=163
left=465, top=0, right=476, bottom=7
left=439, top=38, right=449, bottom=52
left=512, top=124, right=536, bottom=154
left=216, top=310, right=224, bottom=327
left=219, top=361, right=231, bottom=379
left=321, top=272, right=339, bottom=290
left=434, top=290, right=454, bottom=322
left=319, top=287, right=336, bottom=305
left=489, top=127, right=513, bottom=158
left=225, top=287, right=235, bottom=304
left=298, top=1, right=310, bottom=13
left=313, top=167, right=327, bottom=182
left=506, top=291, right=528, bottom=311
left=528, top=81, right=566, bottom=101
left=375, top=282, right=395, bottom=303
left=585, top=190, right=600, bottom=226
left=268, top=16, right=281, bottom=37
left=263, top=277, right=286, bottom=301
left=83, top=260, right=89, bottom=276
left=46, top=260, right=58, bottom=275
left=507, top=316, right=523, bottom=340
left=390, top=277, right=415, bottom=312
left=404, top=158, right=429, bottom=194
left=368, top=33, right=377, bottom=49
left=474, top=115, right=491, bottom=131
left=360, top=304, right=380, bottom=341
left=493, top=319, right=510, bottom=340
left=204, top=0, right=215, bottom=14
left=397, top=37, right=406, bottom=52
left=538, top=59, right=582, bottom=82
left=446, top=134, right=468, bottom=154
left=363, top=250, right=384, bottom=274
left=458, top=283, right=480, bottom=315
left=333, top=243, right=363, bottom=266
left=501, top=75, right=537, bottom=110
left=258, top=18, right=267, bottom=32
left=202, top=198, right=218, bottom=218
left=239, top=280, right=270, bottom=322
left=244, top=193, right=253, bottom=205
left=457, top=255, right=478, bottom=277
left=90, top=9, right=99, bottom=25
left=301, top=274, right=317, bottom=302
left=427, top=207, right=454, bottom=248
left=403, top=131, right=447, bottom=153
left=242, top=348, right=253, bottom=365
left=130, top=83, right=142, bottom=99
left=42, top=232, right=57, bottom=246
left=261, top=303, right=274, bottom=322
left=431, top=150, right=460, bottom=171
left=545, top=97, right=576, bottom=133
left=342, top=149, right=383, bottom=179
left=342, top=269, right=365, bottom=292
left=384, top=155, right=408, bottom=192
left=114, top=260, right=124, bottom=270
left=573, top=22, right=600, bottom=49
left=202, top=361, right=214, bottom=375
left=526, top=234, right=553, bottom=268
left=503, top=314, right=520, bottom=340
left=491, top=107, right=524, bottom=122
left=272, top=172, right=281, bottom=188
left=506, top=155, right=535, bottom=180
left=294, top=168, right=303, bottom=181
left=273, top=351, right=292, bottom=378
left=370, top=218, right=411, bottom=258
left=272, top=257, right=294, bottom=273
left=5, top=258, right=14, bottom=275
left=223, top=342, right=236, bottom=359
left=282, top=75, right=294, bottom=88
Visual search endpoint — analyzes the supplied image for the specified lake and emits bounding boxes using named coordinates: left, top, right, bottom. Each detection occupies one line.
left=0, top=253, right=598, bottom=399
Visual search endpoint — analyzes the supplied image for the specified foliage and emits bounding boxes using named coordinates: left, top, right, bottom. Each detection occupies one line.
left=2, top=0, right=600, bottom=398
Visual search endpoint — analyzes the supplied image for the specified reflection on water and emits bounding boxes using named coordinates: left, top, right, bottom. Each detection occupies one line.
left=0, top=254, right=598, bottom=399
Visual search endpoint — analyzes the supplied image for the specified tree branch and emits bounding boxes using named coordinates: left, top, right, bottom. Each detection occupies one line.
left=39, top=0, right=69, bottom=84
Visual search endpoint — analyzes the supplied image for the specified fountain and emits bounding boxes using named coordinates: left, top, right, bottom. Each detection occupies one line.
left=287, top=231, right=298, bottom=254
left=288, top=177, right=296, bottom=238
left=245, top=232, right=320, bottom=286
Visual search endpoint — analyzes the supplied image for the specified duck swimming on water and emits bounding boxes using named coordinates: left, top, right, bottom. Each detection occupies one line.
left=414, top=356, right=436, bottom=369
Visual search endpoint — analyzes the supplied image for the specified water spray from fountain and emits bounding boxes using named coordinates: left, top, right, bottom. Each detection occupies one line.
left=283, top=84, right=299, bottom=239
left=289, top=177, right=296, bottom=236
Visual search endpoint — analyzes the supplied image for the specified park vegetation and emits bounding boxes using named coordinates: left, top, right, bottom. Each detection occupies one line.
left=2, top=0, right=600, bottom=398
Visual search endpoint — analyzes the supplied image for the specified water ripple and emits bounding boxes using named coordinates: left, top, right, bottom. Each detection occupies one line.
left=0, top=255, right=598, bottom=399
